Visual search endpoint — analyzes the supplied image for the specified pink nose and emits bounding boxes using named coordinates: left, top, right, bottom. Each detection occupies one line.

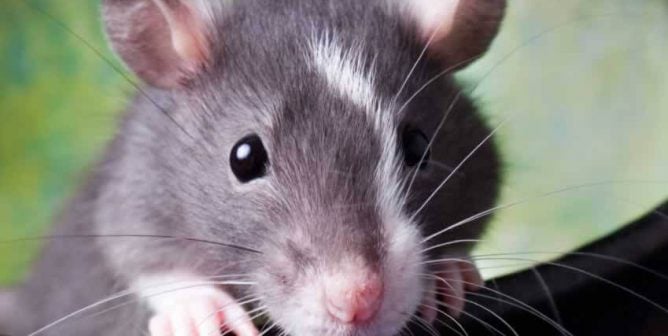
left=325, top=273, right=384, bottom=324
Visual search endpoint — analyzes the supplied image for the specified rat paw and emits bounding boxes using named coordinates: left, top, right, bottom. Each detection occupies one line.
left=139, top=277, right=258, bottom=336
left=420, top=259, right=483, bottom=323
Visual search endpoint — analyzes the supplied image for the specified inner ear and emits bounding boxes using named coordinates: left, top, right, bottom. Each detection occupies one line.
left=103, top=0, right=213, bottom=88
left=153, top=0, right=211, bottom=67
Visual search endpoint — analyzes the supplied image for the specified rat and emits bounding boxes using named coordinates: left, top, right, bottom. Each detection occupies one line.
left=0, top=0, right=504, bottom=335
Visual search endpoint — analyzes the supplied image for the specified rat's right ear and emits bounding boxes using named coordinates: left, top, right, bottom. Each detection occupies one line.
left=392, top=0, right=506, bottom=69
left=102, top=0, right=214, bottom=88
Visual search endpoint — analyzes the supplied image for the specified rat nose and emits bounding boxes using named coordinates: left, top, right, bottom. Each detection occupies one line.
left=324, top=272, right=384, bottom=324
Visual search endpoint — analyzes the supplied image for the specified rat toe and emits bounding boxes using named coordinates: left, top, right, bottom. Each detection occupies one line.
left=149, top=315, right=173, bottom=336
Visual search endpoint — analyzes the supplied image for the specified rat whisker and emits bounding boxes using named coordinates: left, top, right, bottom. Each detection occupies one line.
left=469, top=290, right=572, bottom=336
left=412, top=312, right=454, bottom=336
left=425, top=160, right=465, bottom=177
left=0, top=233, right=262, bottom=254
left=423, top=240, right=668, bottom=289
left=427, top=274, right=519, bottom=336
left=95, top=294, right=259, bottom=332
left=25, top=288, right=140, bottom=336
left=472, top=255, right=668, bottom=317
left=392, top=11, right=449, bottom=107
left=194, top=296, right=263, bottom=332
left=417, top=306, right=462, bottom=336
left=420, top=269, right=569, bottom=335
left=400, top=55, right=482, bottom=206
left=401, top=320, right=417, bottom=336
left=258, top=320, right=280, bottom=336
left=444, top=277, right=572, bottom=336
left=394, top=312, right=410, bottom=336
left=474, top=250, right=668, bottom=282
left=27, top=279, right=256, bottom=336
left=396, top=309, right=416, bottom=336
left=478, top=243, right=668, bottom=281
left=422, top=262, right=537, bottom=275
left=421, top=257, right=471, bottom=267
left=420, top=179, right=668, bottom=245
left=219, top=305, right=268, bottom=336
left=209, top=261, right=255, bottom=279
left=431, top=265, right=558, bottom=333
left=529, top=267, right=562, bottom=326
left=421, top=239, right=483, bottom=254
left=422, top=293, right=511, bottom=336
left=411, top=118, right=510, bottom=220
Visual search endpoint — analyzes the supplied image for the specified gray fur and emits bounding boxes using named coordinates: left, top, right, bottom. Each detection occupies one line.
left=0, top=290, right=16, bottom=335
left=4, top=0, right=502, bottom=335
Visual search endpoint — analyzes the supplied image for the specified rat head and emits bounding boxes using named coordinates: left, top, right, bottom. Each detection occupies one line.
left=103, top=0, right=504, bottom=334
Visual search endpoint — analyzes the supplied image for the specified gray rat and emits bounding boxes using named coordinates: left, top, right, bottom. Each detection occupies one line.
left=0, top=0, right=504, bottom=335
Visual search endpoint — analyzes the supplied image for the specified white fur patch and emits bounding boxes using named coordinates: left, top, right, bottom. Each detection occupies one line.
left=135, top=274, right=259, bottom=336
left=310, top=34, right=380, bottom=119
left=133, top=274, right=252, bottom=312
left=134, top=274, right=222, bottom=312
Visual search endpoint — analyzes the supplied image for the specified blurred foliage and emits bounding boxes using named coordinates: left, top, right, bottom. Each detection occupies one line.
left=0, top=0, right=667, bottom=285
left=0, top=0, right=130, bottom=284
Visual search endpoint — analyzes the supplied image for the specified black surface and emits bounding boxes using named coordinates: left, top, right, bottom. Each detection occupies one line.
left=428, top=200, right=668, bottom=336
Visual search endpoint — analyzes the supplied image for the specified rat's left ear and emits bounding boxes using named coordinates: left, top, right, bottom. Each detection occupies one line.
left=103, top=0, right=215, bottom=88
left=394, top=0, right=506, bottom=69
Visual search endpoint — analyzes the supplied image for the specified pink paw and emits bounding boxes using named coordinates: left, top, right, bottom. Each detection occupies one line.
left=145, top=285, right=258, bottom=336
left=420, top=259, right=483, bottom=323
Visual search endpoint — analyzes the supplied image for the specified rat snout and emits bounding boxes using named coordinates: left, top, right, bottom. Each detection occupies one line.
left=324, top=271, right=384, bottom=324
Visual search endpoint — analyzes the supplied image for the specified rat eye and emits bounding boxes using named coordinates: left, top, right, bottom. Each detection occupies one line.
left=402, top=129, right=430, bottom=170
left=230, top=134, right=269, bottom=183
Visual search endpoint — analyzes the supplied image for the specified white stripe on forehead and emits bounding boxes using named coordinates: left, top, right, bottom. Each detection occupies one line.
left=308, top=32, right=411, bottom=235
left=308, top=33, right=393, bottom=153
left=309, top=33, right=380, bottom=120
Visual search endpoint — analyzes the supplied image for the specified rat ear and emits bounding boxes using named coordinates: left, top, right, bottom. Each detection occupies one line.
left=398, top=0, right=506, bottom=69
left=102, top=0, right=213, bottom=88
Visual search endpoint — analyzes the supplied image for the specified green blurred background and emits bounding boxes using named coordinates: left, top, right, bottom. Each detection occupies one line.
left=0, top=0, right=667, bottom=285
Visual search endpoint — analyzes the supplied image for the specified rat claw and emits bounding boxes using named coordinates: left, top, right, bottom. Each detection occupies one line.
left=212, top=292, right=259, bottom=336
left=435, top=262, right=465, bottom=318
left=189, top=297, right=223, bottom=336
left=418, top=281, right=438, bottom=324
left=149, top=315, right=173, bottom=336
left=422, top=257, right=483, bottom=323
left=170, top=306, right=196, bottom=335
left=459, top=260, right=483, bottom=291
